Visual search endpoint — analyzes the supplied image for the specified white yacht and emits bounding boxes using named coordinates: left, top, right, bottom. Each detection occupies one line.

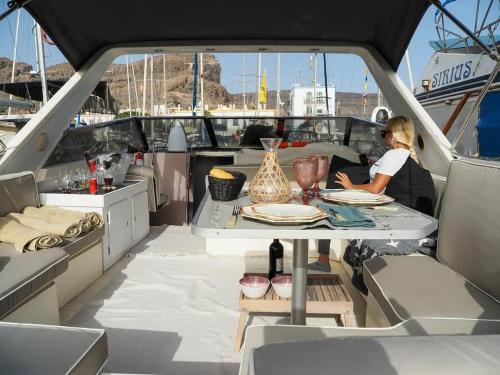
left=0, top=1, right=499, bottom=374
left=414, top=0, right=499, bottom=158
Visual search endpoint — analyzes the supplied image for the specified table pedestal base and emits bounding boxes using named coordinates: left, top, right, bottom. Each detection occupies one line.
left=291, top=239, right=308, bottom=325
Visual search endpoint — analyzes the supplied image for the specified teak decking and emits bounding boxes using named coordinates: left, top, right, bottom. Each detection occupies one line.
left=235, top=273, right=355, bottom=351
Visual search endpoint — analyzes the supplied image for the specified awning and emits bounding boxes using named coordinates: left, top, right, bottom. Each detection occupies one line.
left=0, top=80, right=118, bottom=114
left=24, top=0, right=430, bottom=71
left=0, top=80, right=109, bottom=102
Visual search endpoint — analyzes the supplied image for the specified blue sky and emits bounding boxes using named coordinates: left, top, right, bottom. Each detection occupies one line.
left=1, top=1, right=498, bottom=93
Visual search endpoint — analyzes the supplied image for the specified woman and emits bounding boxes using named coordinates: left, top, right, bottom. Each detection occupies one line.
left=334, top=115, right=419, bottom=194
left=310, top=116, right=435, bottom=292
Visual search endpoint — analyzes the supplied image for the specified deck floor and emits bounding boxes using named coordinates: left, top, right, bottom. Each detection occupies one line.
left=61, top=225, right=365, bottom=375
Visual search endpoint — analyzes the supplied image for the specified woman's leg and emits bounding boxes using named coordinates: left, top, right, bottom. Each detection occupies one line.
left=309, top=156, right=370, bottom=272
left=308, top=239, right=332, bottom=272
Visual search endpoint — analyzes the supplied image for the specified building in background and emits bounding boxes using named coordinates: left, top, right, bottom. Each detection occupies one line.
left=289, top=84, right=335, bottom=117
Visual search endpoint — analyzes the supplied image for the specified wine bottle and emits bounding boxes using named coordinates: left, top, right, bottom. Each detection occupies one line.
left=269, top=239, right=284, bottom=280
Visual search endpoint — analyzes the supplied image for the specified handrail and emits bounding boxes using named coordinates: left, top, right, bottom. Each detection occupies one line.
left=430, top=0, right=499, bottom=61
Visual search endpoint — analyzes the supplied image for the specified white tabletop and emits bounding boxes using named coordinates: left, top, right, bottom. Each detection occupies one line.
left=192, top=192, right=438, bottom=240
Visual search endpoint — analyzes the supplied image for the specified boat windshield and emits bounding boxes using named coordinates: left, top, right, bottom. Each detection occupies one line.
left=43, top=116, right=388, bottom=168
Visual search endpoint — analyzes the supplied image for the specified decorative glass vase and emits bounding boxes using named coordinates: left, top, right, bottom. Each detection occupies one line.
left=248, top=138, right=292, bottom=203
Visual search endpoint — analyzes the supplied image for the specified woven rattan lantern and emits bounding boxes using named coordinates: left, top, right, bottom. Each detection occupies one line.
left=248, top=138, right=292, bottom=203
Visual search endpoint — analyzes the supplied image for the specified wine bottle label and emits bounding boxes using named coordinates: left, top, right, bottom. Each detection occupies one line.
left=276, top=258, right=284, bottom=273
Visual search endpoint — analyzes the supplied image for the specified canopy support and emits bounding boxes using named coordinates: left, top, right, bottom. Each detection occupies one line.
left=429, top=0, right=499, bottom=61
left=0, top=0, right=33, bottom=23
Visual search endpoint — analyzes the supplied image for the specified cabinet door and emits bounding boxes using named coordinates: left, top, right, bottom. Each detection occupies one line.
left=107, top=199, right=133, bottom=259
left=132, top=191, right=150, bottom=241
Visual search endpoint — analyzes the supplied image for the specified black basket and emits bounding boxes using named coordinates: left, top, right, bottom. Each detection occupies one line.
left=208, top=171, right=247, bottom=201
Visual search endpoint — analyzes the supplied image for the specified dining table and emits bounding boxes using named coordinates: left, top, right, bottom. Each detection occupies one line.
left=191, top=191, right=439, bottom=325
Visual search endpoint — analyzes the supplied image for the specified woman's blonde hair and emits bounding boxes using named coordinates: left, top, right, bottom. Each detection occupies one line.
left=387, top=116, right=418, bottom=163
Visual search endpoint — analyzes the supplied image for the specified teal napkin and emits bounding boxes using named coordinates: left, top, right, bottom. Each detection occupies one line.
left=317, top=203, right=375, bottom=228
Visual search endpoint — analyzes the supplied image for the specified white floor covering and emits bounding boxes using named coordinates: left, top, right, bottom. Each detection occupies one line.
left=61, top=226, right=349, bottom=375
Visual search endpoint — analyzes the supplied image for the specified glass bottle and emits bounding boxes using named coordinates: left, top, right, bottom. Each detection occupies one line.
left=269, top=239, right=284, bottom=280
left=248, top=138, right=292, bottom=203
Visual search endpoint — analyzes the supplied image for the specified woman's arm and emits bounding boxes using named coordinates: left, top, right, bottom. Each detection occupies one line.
left=335, top=172, right=391, bottom=194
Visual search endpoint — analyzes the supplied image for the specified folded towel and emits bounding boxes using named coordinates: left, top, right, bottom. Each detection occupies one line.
left=84, top=212, right=104, bottom=229
left=23, top=206, right=98, bottom=232
left=0, top=217, right=62, bottom=252
left=7, top=212, right=82, bottom=238
left=317, top=203, right=375, bottom=228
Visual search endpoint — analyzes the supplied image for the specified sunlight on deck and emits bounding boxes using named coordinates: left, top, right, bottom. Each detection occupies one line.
left=61, top=226, right=365, bottom=374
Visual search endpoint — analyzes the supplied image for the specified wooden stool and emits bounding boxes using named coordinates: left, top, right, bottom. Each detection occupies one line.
left=235, top=273, right=355, bottom=351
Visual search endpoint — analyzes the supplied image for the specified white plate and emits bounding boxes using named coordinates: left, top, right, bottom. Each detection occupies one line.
left=241, top=206, right=329, bottom=224
left=241, top=212, right=329, bottom=224
left=321, top=190, right=394, bottom=205
left=253, top=204, right=322, bottom=219
left=324, top=190, right=384, bottom=201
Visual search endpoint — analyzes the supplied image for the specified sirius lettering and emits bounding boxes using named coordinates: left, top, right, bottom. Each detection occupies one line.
left=431, top=60, right=472, bottom=89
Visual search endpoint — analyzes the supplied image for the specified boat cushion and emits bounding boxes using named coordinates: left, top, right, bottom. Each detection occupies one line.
left=0, top=172, right=39, bottom=217
left=0, top=322, right=108, bottom=375
left=437, top=159, right=500, bottom=301
left=250, top=334, right=500, bottom=375
left=363, top=255, right=500, bottom=325
left=0, top=243, right=68, bottom=318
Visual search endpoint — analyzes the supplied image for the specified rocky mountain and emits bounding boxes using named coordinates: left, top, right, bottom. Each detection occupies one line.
left=1, top=54, right=381, bottom=118
left=0, top=54, right=232, bottom=112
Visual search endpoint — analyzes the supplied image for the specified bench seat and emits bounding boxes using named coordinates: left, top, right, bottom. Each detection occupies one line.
left=250, top=334, right=500, bottom=375
left=0, top=322, right=107, bottom=374
left=364, top=255, right=500, bottom=325
left=0, top=243, right=68, bottom=319
left=364, top=159, right=500, bottom=327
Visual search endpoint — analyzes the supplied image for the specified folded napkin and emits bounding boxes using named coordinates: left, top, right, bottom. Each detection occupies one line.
left=0, top=217, right=62, bottom=252
left=23, top=206, right=97, bottom=232
left=317, top=203, right=375, bottom=228
left=7, top=212, right=82, bottom=238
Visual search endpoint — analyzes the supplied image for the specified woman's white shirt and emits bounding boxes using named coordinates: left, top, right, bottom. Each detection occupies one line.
left=369, top=148, right=410, bottom=183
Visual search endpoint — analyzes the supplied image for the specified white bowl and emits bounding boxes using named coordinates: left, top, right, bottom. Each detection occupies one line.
left=271, top=275, right=293, bottom=299
left=239, top=276, right=270, bottom=299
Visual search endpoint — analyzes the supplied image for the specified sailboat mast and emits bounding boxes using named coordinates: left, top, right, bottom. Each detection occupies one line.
left=142, top=54, right=147, bottom=115
left=192, top=52, right=198, bottom=117
left=131, top=60, right=140, bottom=113
left=242, top=53, right=247, bottom=116
left=276, top=53, right=280, bottom=116
left=256, top=53, right=261, bottom=113
left=150, top=55, right=154, bottom=116
left=34, top=22, right=48, bottom=105
left=163, top=54, right=167, bottom=114
left=7, top=9, right=20, bottom=115
left=323, top=53, right=330, bottom=116
left=125, top=56, right=132, bottom=117
left=312, top=53, right=317, bottom=116
left=200, top=53, right=204, bottom=116
left=405, top=50, right=415, bottom=92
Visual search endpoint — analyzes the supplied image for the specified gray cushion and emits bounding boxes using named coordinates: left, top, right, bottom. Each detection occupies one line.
left=431, top=173, right=446, bottom=218
left=251, top=334, right=500, bottom=375
left=437, top=159, right=500, bottom=301
left=0, top=172, right=39, bottom=217
left=0, top=322, right=107, bottom=375
left=364, top=255, right=500, bottom=325
left=0, top=245, right=68, bottom=318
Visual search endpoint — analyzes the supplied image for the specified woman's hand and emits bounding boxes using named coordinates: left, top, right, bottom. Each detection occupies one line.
left=335, top=172, right=354, bottom=190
